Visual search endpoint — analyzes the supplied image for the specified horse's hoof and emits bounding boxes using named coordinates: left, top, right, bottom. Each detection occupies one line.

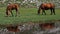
left=19, top=16, right=20, bottom=17
left=44, top=14, right=46, bottom=15
left=54, top=14, right=56, bottom=15
left=5, top=16, right=8, bottom=17
left=45, top=14, right=46, bottom=15
left=50, top=14, right=52, bottom=15
left=9, top=16, right=13, bottom=17
left=42, top=14, right=43, bottom=15
left=15, top=16, right=17, bottom=17
left=37, top=14, right=40, bottom=15
left=11, top=15, right=14, bottom=17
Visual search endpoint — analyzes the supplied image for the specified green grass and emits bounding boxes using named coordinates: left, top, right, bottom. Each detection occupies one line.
left=0, top=7, right=60, bottom=25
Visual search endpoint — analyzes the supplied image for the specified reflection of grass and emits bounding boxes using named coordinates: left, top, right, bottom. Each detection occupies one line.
left=0, top=7, right=60, bottom=25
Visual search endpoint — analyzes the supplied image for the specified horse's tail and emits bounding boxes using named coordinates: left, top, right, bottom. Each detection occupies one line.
left=18, top=4, right=20, bottom=8
left=15, top=4, right=20, bottom=15
left=15, top=3, right=20, bottom=8
left=38, top=6, right=41, bottom=15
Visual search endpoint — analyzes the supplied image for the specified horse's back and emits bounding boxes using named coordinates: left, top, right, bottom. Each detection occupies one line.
left=40, top=3, right=55, bottom=9
left=7, top=4, right=19, bottom=10
left=47, top=3, right=55, bottom=8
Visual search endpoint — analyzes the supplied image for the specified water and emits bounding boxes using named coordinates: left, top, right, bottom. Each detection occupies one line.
left=0, top=22, right=60, bottom=34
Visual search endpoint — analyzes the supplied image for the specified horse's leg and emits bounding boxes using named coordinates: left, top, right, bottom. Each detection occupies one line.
left=38, top=7, right=41, bottom=15
left=42, top=9, right=43, bottom=15
left=15, top=9, right=18, bottom=16
left=43, top=10, right=46, bottom=15
left=6, top=10, right=8, bottom=16
left=50, top=9, right=53, bottom=15
left=38, top=9, right=40, bottom=15
left=52, top=8, right=55, bottom=15
left=6, top=10, right=10, bottom=17
left=15, top=7, right=20, bottom=17
left=10, top=10, right=14, bottom=17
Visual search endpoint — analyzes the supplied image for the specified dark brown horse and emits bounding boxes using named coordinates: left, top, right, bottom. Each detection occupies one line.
left=6, top=3, right=20, bottom=17
left=38, top=3, right=55, bottom=15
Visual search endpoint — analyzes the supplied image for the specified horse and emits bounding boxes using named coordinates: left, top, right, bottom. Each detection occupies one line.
left=6, top=3, right=20, bottom=17
left=38, top=3, right=55, bottom=15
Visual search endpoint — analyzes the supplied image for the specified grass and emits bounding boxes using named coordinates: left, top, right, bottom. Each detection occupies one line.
left=0, top=7, right=60, bottom=25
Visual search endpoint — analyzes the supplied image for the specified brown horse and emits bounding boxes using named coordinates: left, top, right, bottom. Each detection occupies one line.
left=6, top=3, right=20, bottom=17
left=38, top=3, right=55, bottom=15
